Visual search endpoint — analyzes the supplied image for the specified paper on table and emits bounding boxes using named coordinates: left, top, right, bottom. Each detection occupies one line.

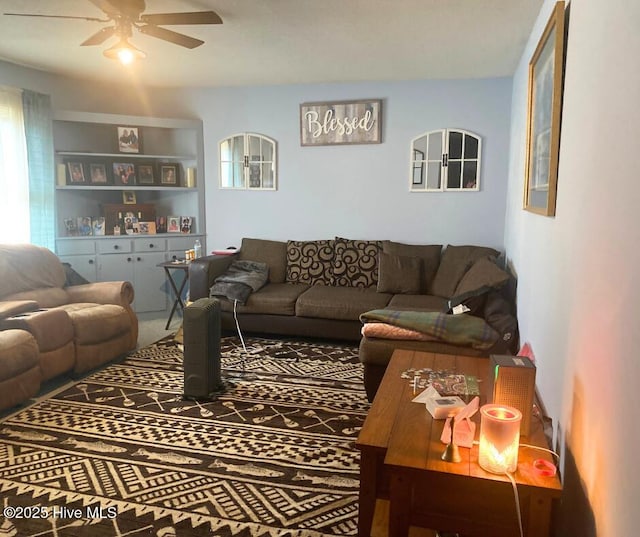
left=440, top=396, right=480, bottom=448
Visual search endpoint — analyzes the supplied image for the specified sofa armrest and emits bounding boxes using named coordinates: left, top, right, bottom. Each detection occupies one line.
left=0, top=300, right=39, bottom=320
left=189, top=254, right=236, bottom=300
left=65, top=281, right=135, bottom=307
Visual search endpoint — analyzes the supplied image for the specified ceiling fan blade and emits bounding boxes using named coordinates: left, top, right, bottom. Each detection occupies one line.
left=138, top=24, right=204, bottom=49
left=87, top=0, right=145, bottom=18
left=140, top=11, right=222, bottom=26
left=3, top=12, right=106, bottom=22
left=81, top=27, right=116, bottom=46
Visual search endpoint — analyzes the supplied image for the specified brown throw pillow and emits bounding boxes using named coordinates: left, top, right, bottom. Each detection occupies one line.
left=377, top=252, right=422, bottom=294
left=444, top=258, right=511, bottom=316
left=454, top=257, right=510, bottom=297
left=286, top=240, right=334, bottom=285
left=430, top=245, right=500, bottom=298
left=382, top=241, right=442, bottom=293
left=332, top=237, right=381, bottom=288
left=238, top=238, right=287, bottom=283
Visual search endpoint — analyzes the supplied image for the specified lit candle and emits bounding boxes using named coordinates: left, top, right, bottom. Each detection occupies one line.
left=478, top=404, right=522, bottom=474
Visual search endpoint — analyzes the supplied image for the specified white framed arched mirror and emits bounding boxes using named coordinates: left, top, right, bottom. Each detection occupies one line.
left=410, top=129, right=481, bottom=192
left=219, top=133, right=277, bottom=190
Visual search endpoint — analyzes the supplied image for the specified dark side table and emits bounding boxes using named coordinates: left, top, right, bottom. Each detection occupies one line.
left=158, top=260, right=190, bottom=330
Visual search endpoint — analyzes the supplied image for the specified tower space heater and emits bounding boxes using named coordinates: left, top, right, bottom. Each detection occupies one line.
left=183, top=297, right=223, bottom=399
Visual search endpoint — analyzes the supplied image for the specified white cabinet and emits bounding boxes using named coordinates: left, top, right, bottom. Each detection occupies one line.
left=97, top=246, right=167, bottom=313
left=53, top=111, right=206, bottom=313
left=57, top=234, right=203, bottom=313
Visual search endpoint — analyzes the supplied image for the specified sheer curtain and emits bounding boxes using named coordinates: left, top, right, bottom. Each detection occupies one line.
left=0, top=87, right=30, bottom=244
left=22, top=90, right=55, bottom=250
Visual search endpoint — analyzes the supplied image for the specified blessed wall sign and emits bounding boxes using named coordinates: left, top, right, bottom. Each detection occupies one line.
left=299, top=99, right=382, bottom=146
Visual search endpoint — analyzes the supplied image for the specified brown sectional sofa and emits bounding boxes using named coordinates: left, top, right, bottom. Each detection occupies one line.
left=190, top=237, right=519, bottom=400
left=0, top=244, right=138, bottom=411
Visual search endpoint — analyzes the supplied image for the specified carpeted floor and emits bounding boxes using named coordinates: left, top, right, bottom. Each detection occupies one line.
left=0, top=336, right=369, bottom=537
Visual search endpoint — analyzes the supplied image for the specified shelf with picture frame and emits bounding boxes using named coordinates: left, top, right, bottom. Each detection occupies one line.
left=53, top=111, right=206, bottom=310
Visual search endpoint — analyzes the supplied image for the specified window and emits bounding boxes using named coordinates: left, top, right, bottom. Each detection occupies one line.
left=219, top=133, right=277, bottom=190
left=410, top=129, right=481, bottom=192
left=0, top=87, right=30, bottom=243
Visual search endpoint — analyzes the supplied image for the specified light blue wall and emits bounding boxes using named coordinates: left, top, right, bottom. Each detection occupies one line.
left=189, top=79, right=513, bottom=250
left=1, top=61, right=512, bottom=252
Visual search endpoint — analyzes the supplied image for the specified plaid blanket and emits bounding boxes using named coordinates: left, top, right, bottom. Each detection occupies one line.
left=359, top=309, right=499, bottom=350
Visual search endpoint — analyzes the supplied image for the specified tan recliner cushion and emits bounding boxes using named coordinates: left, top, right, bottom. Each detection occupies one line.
left=60, top=303, right=131, bottom=345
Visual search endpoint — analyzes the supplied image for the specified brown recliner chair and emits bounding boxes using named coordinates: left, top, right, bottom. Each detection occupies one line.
left=0, top=244, right=138, bottom=404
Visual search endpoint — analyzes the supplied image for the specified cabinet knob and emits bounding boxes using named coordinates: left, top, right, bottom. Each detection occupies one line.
left=127, top=257, right=132, bottom=262
left=114, top=245, right=120, bottom=250
left=137, top=257, right=142, bottom=262
left=149, top=243, right=155, bottom=248
left=88, top=259, right=94, bottom=264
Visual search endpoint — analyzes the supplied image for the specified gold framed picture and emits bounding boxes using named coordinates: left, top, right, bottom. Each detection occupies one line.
left=523, top=1, right=567, bottom=216
left=122, top=191, right=137, bottom=204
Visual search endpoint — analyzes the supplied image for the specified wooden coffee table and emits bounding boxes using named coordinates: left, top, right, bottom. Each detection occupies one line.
left=356, top=349, right=562, bottom=537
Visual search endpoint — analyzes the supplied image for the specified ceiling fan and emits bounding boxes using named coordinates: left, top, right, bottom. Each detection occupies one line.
left=4, top=0, right=223, bottom=64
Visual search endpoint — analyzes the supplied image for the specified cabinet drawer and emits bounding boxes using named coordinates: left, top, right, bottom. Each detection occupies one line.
left=134, top=238, right=166, bottom=252
left=167, top=236, right=200, bottom=252
left=97, top=239, right=132, bottom=254
left=57, top=240, right=95, bottom=256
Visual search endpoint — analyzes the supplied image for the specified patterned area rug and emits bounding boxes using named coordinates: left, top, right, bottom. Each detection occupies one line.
left=0, top=336, right=368, bottom=536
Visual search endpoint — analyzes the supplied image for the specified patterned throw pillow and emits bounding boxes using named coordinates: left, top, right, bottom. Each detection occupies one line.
left=286, top=240, right=335, bottom=285
left=332, top=237, right=382, bottom=288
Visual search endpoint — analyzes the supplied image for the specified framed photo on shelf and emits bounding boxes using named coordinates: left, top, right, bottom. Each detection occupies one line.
left=137, top=164, right=155, bottom=185
left=167, top=216, right=180, bottom=233
left=138, top=221, right=156, bottom=234
left=122, top=191, right=137, bottom=204
left=89, top=163, right=108, bottom=184
left=112, top=162, right=136, bottom=186
left=92, top=217, right=105, bottom=236
left=67, top=162, right=86, bottom=184
left=117, top=126, right=141, bottom=154
left=161, top=164, right=178, bottom=186
left=156, top=216, right=167, bottom=234
left=180, top=216, right=193, bottom=234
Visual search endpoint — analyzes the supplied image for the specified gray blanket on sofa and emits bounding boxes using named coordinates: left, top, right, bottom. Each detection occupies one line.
left=209, top=260, right=269, bottom=305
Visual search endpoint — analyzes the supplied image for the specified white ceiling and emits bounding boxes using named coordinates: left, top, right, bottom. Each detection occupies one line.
left=0, top=0, right=543, bottom=88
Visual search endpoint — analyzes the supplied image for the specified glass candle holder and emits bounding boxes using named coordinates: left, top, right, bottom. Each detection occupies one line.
left=478, top=404, right=522, bottom=474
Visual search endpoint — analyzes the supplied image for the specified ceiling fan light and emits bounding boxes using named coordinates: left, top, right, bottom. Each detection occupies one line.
left=103, top=39, right=146, bottom=65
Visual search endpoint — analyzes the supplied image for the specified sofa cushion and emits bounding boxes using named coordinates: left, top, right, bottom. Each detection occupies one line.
left=238, top=238, right=287, bottom=284
left=0, top=244, right=66, bottom=300
left=3, top=288, right=70, bottom=308
left=377, top=252, right=421, bottom=294
left=296, top=286, right=392, bottom=321
left=387, top=294, right=448, bottom=312
left=430, top=245, right=500, bottom=298
left=332, top=238, right=381, bottom=288
left=0, top=329, right=39, bottom=381
left=286, top=240, right=335, bottom=286
left=220, top=283, right=310, bottom=316
left=454, top=257, right=511, bottom=297
left=382, top=241, right=442, bottom=293
left=59, top=303, right=131, bottom=345
left=445, top=258, right=511, bottom=316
